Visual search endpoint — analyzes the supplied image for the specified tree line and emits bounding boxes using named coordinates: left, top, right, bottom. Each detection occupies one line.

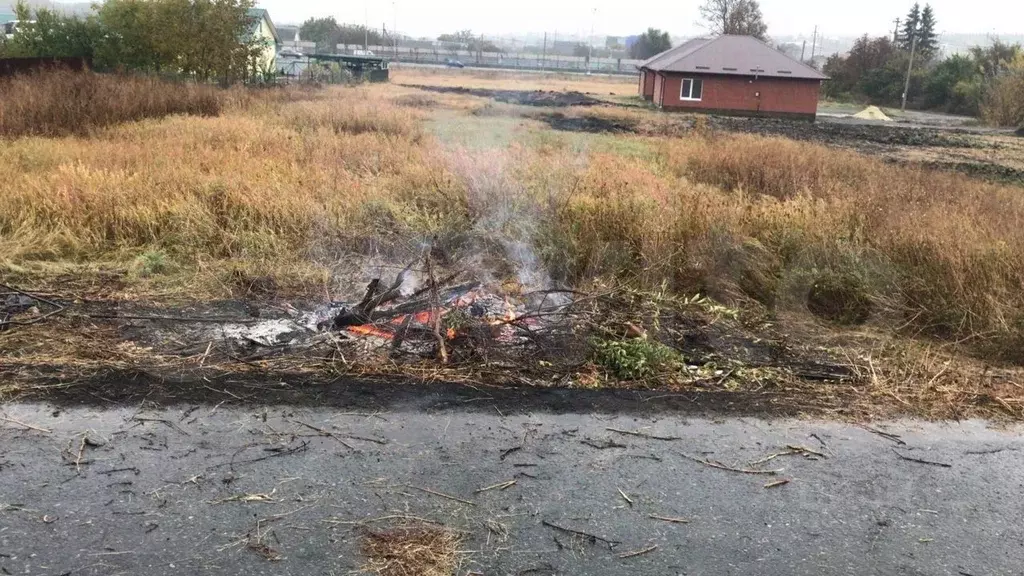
left=628, top=0, right=768, bottom=60
left=0, top=0, right=271, bottom=83
left=824, top=3, right=1024, bottom=126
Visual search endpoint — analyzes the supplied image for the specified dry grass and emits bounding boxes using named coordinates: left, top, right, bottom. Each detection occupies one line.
left=360, top=525, right=463, bottom=576
left=4, top=70, right=1024, bottom=376
left=0, top=70, right=222, bottom=138
left=392, top=65, right=638, bottom=96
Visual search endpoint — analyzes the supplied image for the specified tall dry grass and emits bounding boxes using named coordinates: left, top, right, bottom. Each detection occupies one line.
left=0, top=70, right=222, bottom=138
left=3, top=75, right=1024, bottom=361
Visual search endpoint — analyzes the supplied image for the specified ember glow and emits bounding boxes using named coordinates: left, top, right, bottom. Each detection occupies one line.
left=345, top=285, right=526, bottom=342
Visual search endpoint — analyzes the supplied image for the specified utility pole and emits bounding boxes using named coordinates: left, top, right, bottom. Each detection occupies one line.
left=542, top=31, right=547, bottom=71
left=901, top=34, right=918, bottom=111
left=587, top=7, right=596, bottom=75
left=392, top=1, right=398, bottom=60
left=553, top=30, right=558, bottom=70
left=363, top=4, right=368, bottom=50
left=810, top=26, right=818, bottom=64
left=893, top=17, right=901, bottom=43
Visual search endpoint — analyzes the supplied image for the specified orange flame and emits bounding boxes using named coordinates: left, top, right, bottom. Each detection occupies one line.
left=446, top=327, right=457, bottom=339
left=347, top=325, right=394, bottom=339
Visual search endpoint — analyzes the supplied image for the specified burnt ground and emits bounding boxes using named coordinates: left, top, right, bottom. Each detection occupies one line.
left=2, top=401, right=1023, bottom=576
left=402, top=84, right=606, bottom=107
left=408, top=82, right=1023, bottom=185
left=0, top=286, right=871, bottom=421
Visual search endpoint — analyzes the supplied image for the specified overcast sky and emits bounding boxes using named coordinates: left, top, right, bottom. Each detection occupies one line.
left=256, top=0, right=1022, bottom=39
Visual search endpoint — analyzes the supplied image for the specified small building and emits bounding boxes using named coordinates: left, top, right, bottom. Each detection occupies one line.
left=638, top=35, right=827, bottom=121
left=245, top=8, right=280, bottom=76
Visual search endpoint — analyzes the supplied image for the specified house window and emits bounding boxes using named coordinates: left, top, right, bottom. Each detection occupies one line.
left=680, top=78, right=703, bottom=101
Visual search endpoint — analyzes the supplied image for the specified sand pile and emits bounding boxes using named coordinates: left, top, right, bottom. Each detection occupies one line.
left=853, top=105, right=893, bottom=122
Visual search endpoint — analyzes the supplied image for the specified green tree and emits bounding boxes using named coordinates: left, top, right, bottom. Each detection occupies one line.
left=917, top=4, right=938, bottom=59
left=822, top=35, right=897, bottom=99
left=922, top=54, right=980, bottom=113
left=4, top=1, right=100, bottom=59
left=299, top=16, right=340, bottom=53
left=969, top=40, right=1021, bottom=78
left=628, top=28, right=671, bottom=60
left=725, top=0, right=768, bottom=40
left=92, top=0, right=162, bottom=71
left=337, top=25, right=383, bottom=48
left=899, top=3, right=920, bottom=51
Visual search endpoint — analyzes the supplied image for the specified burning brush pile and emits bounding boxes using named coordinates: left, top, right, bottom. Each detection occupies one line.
left=214, top=258, right=852, bottom=387
left=220, top=260, right=578, bottom=369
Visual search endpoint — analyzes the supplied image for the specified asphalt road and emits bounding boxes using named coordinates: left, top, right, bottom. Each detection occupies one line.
left=1, top=394, right=1023, bottom=576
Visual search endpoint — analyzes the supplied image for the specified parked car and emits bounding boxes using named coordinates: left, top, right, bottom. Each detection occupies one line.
left=445, top=59, right=465, bottom=68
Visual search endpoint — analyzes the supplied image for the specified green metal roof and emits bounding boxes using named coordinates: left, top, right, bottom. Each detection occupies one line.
left=246, top=8, right=280, bottom=45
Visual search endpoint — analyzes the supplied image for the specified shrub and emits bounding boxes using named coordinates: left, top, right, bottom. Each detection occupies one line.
left=592, top=337, right=681, bottom=380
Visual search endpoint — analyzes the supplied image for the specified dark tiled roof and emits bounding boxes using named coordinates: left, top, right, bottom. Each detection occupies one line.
left=644, top=35, right=826, bottom=80
left=638, top=37, right=712, bottom=69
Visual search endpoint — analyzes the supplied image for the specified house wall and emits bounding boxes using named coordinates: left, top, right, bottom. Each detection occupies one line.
left=255, top=16, right=277, bottom=73
left=638, top=69, right=655, bottom=100
left=655, top=73, right=821, bottom=119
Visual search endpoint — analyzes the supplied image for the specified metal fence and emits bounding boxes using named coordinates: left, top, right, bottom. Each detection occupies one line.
left=341, top=45, right=642, bottom=75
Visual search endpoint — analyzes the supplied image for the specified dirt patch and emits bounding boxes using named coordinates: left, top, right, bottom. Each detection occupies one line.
left=402, top=84, right=605, bottom=107
left=541, top=112, right=634, bottom=134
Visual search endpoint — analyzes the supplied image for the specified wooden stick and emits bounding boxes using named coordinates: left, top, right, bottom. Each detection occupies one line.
left=892, top=449, right=952, bottom=468
left=541, top=520, right=620, bottom=548
left=858, top=424, right=906, bottom=446
left=618, top=545, right=657, bottom=559
left=648, top=514, right=690, bottom=524
left=475, top=480, right=517, bottom=494
left=290, top=420, right=354, bottom=450
left=410, top=486, right=476, bottom=506
left=85, top=313, right=261, bottom=324
left=764, top=479, right=791, bottom=489
left=678, top=452, right=781, bottom=475
left=425, top=252, right=448, bottom=364
left=617, top=488, right=634, bottom=507
left=787, top=444, right=827, bottom=458
left=606, top=428, right=680, bottom=441
left=0, top=415, right=51, bottom=433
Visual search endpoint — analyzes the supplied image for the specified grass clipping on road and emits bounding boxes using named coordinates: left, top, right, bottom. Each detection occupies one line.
left=361, top=525, right=463, bottom=576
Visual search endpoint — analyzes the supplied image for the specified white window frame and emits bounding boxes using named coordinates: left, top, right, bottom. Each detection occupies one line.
left=680, top=77, right=703, bottom=101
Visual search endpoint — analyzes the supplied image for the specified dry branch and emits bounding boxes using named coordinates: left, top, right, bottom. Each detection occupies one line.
left=541, top=520, right=620, bottom=548
left=858, top=424, right=907, bottom=445
left=679, top=452, right=781, bottom=475
left=475, top=480, right=516, bottom=493
left=892, top=449, right=952, bottom=468
left=0, top=415, right=51, bottom=433
left=606, top=427, right=680, bottom=441
left=409, top=486, right=476, bottom=506
left=648, top=514, right=690, bottom=524
left=618, top=545, right=657, bottom=559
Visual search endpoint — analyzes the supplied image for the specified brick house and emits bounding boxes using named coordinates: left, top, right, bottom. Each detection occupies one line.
left=638, top=35, right=827, bottom=121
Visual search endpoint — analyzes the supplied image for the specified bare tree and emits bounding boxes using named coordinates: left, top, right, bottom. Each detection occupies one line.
left=699, top=0, right=769, bottom=41
left=698, top=0, right=734, bottom=36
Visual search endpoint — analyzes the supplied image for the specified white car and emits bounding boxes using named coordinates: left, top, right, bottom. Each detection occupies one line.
left=352, top=49, right=375, bottom=56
